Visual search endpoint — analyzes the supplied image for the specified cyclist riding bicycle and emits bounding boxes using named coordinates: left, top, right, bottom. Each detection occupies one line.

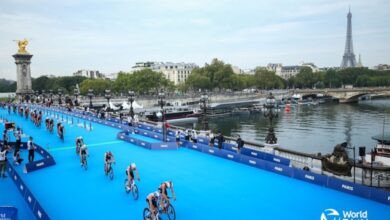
left=146, top=191, right=160, bottom=217
left=158, top=180, right=176, bottom=210
left=104, top=151, right=115, bottom=174
left=75, top=136, right=84, bottom=154
left=79, top=144, right=88, bottom=165
left=126, top=163, right=140, bottom=191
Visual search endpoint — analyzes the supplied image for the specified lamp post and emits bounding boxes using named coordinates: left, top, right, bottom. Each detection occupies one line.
left=58, top=89, right=62, bottom=105
left=34, top=90, right=39, bottom=103
left=49, top=90, right=53, bottom=104
left=263, top=92, right=278, bottom=145
left=200, top=91, right=209, bottom=130
left=74, top=88, right=79, bottom=106
left=105, top=89, right=111, bottom=110
left=87, top=89, right=94, bottom=109
left=346, top=146, right=356, bottom=183
left=41, top=90, right=46, bottom=104
left=128, top=91, right=135, bottom=119
left=158, top=90, right=166, bottom=142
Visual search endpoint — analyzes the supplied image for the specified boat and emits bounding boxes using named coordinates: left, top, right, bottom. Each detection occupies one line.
left=365, top=133, right=390, bottom=166
left=145, top=107, right=200, bottom=122
left=232, top=107, right=251, bottom=115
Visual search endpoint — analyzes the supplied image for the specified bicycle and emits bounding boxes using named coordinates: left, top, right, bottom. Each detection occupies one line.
left=76, top=145, right=80, bottom=155
left=81, top=154, right=88, bottom=170
left=124, top=178, right=139, bottom=200
left=105, top=162, right=114, bottom=180
left=143, top=197, right=176, bottom=220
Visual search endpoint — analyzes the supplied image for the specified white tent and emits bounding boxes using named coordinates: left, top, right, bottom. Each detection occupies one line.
left=121, top=101, right=143, bottom=110
left=109, top=101, right=120, bottom=111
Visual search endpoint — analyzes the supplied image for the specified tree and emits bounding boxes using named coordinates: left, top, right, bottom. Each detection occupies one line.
left=79, top=79, right=112, bottom=95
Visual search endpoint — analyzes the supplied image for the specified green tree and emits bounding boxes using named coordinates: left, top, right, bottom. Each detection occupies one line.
left=79, top=79, right=112, bottom=95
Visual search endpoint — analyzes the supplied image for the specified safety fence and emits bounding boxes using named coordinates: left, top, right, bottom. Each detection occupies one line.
left=180, top=140, right=390, bottom=206
left=6, top=162, right=50, bottom=220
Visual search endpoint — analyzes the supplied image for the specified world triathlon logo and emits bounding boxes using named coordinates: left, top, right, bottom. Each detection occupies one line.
left=320, top=208, right=368, bottom=220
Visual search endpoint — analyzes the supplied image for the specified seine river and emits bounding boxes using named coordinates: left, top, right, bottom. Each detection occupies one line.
left=187, top=99, right=390, bottom=155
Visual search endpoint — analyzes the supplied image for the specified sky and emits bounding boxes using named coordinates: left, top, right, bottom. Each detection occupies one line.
left=0, top=0, right=389, bottom=80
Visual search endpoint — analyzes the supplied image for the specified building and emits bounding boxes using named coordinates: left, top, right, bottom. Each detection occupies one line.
left=266, top=62, right=319, bottom=80
left=131, top=61, right=157, bottom=72
left=73, top=70, right=105, bottom=79
left=232, top=66, right=244, bottom=74
left=131, top=61, right=198, bottom=85
left=152, top=62, right=198, bottom=85
left=373, top=64, right=390, bottom=71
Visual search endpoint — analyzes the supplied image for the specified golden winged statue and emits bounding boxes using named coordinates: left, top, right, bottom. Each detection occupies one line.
left=15, top=39, right=29, bottom=54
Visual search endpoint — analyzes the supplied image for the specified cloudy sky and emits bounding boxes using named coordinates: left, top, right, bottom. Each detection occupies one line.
left=1, top=0, right=389, bottom=80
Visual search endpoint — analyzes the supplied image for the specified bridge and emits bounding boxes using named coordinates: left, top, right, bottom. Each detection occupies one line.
left=291, top=87, right=390, bottom=103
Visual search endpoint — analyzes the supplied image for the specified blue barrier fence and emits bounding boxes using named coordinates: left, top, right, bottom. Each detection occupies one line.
left=6, top=161, right=51, bottom=220
left=181, top=140, right=390, bottom=206
left=0, top=206, right=18, bottom=220
left=117, top=131, right=177, bottom=150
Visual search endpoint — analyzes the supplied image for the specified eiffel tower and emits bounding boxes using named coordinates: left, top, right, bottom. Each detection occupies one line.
left=340, top=8, right=357, bottom=68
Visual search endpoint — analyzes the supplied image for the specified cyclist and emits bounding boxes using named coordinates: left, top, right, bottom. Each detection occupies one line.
left=158, top=180, right=176, bottom=211
left=146, top=191, right=160, bottom=217
left=79, top=144, right=88, bottom=166
left=75, top=136, right=84, bottom=154
left=104, top=151, right=115, bottom=175
left=126, top=163, right=140, bottom=191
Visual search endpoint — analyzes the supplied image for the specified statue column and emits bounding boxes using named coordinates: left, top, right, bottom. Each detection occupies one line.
left=13, top=53, right=33, bottom=99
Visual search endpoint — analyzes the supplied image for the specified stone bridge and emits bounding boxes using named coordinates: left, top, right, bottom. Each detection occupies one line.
left=292, top=87, right=390, bottom=103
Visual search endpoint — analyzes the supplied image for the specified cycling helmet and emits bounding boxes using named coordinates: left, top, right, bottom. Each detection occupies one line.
left=153, top=192, right=160, bottom=198
left=131, top=163, right=136, bottom=169
left=166, top=181, right=173, bottom=188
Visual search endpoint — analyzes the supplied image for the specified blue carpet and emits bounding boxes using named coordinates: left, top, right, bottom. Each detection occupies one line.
left=1, top=108, right=389, bottom=220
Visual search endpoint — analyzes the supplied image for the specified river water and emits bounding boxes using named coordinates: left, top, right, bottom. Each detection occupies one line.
left=184, top=99, right=390, bottom=156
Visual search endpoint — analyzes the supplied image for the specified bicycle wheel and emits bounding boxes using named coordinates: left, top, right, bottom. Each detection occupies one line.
left=143, top=208, right=151, bottom=220
left=84, top=158, right=88, bottom=170
left=166, top=204, right=176, bottom=220
left=124, top=179, right=130, bottom=193
left=109, top=168, right=114, bottom=180
left=132, top=184, right=139, bottom=200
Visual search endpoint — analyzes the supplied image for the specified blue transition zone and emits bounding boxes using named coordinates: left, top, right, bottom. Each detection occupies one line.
left=0, top=108, right=389, bottom=220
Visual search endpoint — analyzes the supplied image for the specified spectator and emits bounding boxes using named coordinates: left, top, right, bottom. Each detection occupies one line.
left=27, top=137, right=36, bottom=162
left=175, top=130, right=181, bottom=147
left=13, top=150, right=23, bottom=165
left=2, top=129, right=8, bottom=148
left=127, top=115, right=133, bottom=126
left=14, top=127, right=22, bottom=152
left=0, top=145, right=9, bottom=178
left=236, top=135, right=245, bottom=153
left=216, top=131, right=225, bottom=149
left=184, top=129, right=190, bottom=141
left=208, top=131, right=215, bottom=147
left=191, top=130, right=198, bottom=143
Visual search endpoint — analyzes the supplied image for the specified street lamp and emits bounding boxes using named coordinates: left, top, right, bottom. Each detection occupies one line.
left=158, top=90, right=166, bottom=142
left=34, top=90, right=39, bottom=103
left=346, top=145, right=356, bottom=183
left=87, top=89, right=94, bottom=108
left=105, top=89, right=111, bottom=109
left=264, top=92, right=278, bottom=144
left=128, top=91, right=135, bottom=119
left=200, top=91, right=209, bottom=130
left=41, top=90, right=46, bottom=104
left=49, top=89, right=53, bottom=104
left=58, top=88, right=62, bottom=105
left=74, top=88, right=79, bottom=106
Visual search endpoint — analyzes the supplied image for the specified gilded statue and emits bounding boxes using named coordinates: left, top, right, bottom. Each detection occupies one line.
left=15, top=39, right=29, bottom=54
